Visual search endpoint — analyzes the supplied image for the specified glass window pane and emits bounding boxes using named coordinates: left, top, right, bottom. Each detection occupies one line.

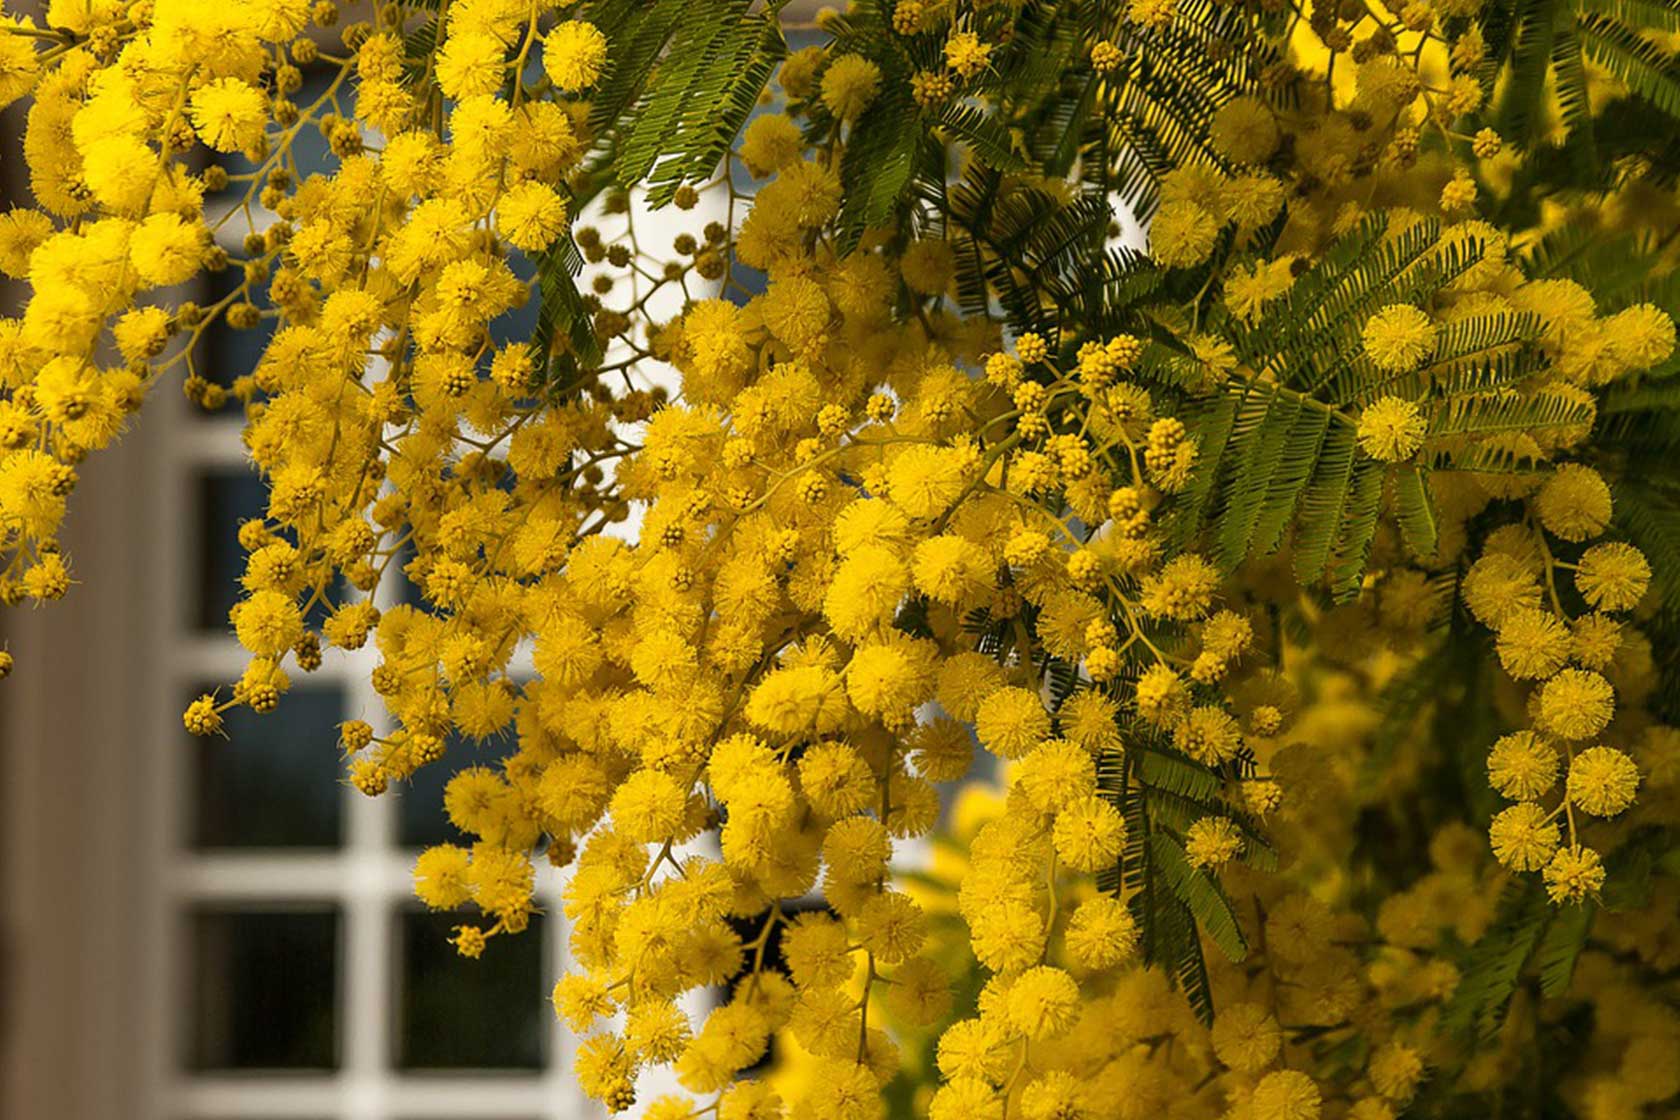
left=197, top=470, right=267, bottom=633
left=395, top=909, right=546, bottom=1070
left=188, top=907, right=340, bottom=1071
left=190, top=684, right=345, bottom=849
left=196, top=471, right=348, bottom=634
left=203, top=66, right=341, bottom=196
left=188, top=267, right=275, bottom=416
left=396, top=733, right=519, bottom=850
left=492, top=249, right=542, bottom=349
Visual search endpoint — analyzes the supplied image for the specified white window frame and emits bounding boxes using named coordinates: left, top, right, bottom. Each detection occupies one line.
left=137, top=372, right=594, bottom=1119
left=0, top=9, right=842, bottom=1111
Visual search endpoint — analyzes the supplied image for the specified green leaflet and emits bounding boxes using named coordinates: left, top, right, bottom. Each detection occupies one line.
left=1448, top=830, right=1677, bottom=1031
left=612, top=0, right=787, bottom=202
left=1150, top=832, right=1249, bottom=964
left=946, top=167, right=1112, bottom=334
left=1552, top=19, right=1598, bottom=169
left=1427, top=386, right=1598, bottom=436
left=1394, top=465, right=1439, bottom=559
left=1159, top=372, right=1398, bottom=599
left=1098, top=0, right=1284, bottom=218
left=1249, top=406, right=1334, bottom=559
left=1579, top=10, right=1680, bottom=118
left=1475, top=0, right=1680, bottom=180
left=1119, top=808, right=1217, bottom=1024
left=532, top=238, right=600, bottom=375
left=1576, top=0, right=1680, bottom=31
left=1536, top=900, right=1595, bottom=996
left=1211, top=387, right=1305, bottom=572
left=1327, top=456, right=1386, bottom=601
left=1291, top=422, right=1360, bottom=587
left=1442, top=879, right=1551, bottom=1039
left=1422, top=311, right=1545, bottom=381
left=585, top=0, right=693, bottom=129
left=1164, top=891, right=1217, bottom=1026
left=1161, top=389, right=1239, bottom=552
left=1422, top=346, right=1551, bottom=400
left=934, top=103, right=1026, bottom=173
left=1096, top=738, right=1274, bottom=1025
left=1129, top=746, right=1224, bottom=803
left=1231, top=216, right=1457, bottom=401
left=1490, top=0, right=1564, bottom=150
left=837, top=85, right=923, bottom=251
left=1049, top=245, right=1164, bottom=338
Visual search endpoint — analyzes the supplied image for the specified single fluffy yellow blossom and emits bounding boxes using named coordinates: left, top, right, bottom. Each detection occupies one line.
left=189, top=78, right=268, bottom=153
left=1567, top=746, right=1640, bottom=817
left=1363, top=304, right=1437, bottom=372
left=822, top=54, right=882, bottom=120
left=543, top=20, right=608, bottom=92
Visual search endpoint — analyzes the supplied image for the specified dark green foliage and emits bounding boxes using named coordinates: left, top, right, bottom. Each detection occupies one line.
left=613, top=0, right=789, bottom=206
left=532, top=238, right=600, bottom=376
left=1094, top=729, right=1276, bottom=1023
left=1443, top=827, right=1680, bottom=1050
left=1442, top=879, right=1552, bottom=1039
left=1395, top=465, right=1440, bottom=557
left=1150, top=832, right=1250, bottom=962
left=1535, top=899, right=1594, bottom=996
left=402, top=0, right=790, bottom=378
left=839, top=83, right=926, bottom=250
left=1476, top=0, right=1680, bottom=191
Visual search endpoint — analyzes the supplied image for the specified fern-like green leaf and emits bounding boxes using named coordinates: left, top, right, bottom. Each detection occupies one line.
left=1292, top=423, right=1360, bottom=586
left=1395, top=465, right=1440, bottom=559
left=1328, top=458, right=1386, bottom=600
left=1575, top=0, right=1680, bottom=31
left=1151, top=833, right=1249, bottom=963
left=532, top=239, right=600, bottom=376
left=1212, top=389, right=1305, bottom=572
left=1442, top=879, right=1550, bottom=1039
left=1579, top=10, right=1680, bottom=117
left=610, top=0, right=786, bottom=203
left=935, top=102, right=1027, bottom=172
left=1250, top=406, right=1334, bottom=558
left=1493, top=0, right=1563, bottom=149
left=1131, top=744, right=1225, bottom=803
left=1427, top=387, right=1596, bottom=436
left=1536, top=901, right=1595, bottom=996
left=839, top=86, right=923, bottom=250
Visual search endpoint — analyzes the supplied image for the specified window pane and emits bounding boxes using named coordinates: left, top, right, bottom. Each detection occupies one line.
left=187, top=266, right=274, bottom=416
left=203, top=66, right=340, bottom=194
left=396, top=733, right=519, bottom=850
left=492, top=249, right=542, bottom=349
left=395, top=909, right=546, bottom=1070
left=190, top=685, right=345, bottom=849
left=188, top=908, right=340, bottom=1071
left=196, top=471, right=348, bottom=634
left=197, top=470, right=267, bottom=632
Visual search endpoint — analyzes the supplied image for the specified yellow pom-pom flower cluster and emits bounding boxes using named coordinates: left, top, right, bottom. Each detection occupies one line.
left=5, top=0, right=1680, bottom=1115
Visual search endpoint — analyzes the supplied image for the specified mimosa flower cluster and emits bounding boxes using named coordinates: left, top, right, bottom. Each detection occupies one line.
left=4, top=0, right=1680, bottom=1117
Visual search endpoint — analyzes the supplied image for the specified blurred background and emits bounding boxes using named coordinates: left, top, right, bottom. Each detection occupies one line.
left=0, top=6, right=827, bottom=1119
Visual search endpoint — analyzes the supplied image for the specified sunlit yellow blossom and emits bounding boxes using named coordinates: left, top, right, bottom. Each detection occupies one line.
left=1363, top=305, right=1437, bottom=372
left=1567, top=746, right=1639, bottom=817
left=543, top=20, right=608, bottom=91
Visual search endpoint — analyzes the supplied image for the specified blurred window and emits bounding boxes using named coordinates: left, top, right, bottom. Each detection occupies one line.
left=156, top=63, right=580, bottom=1118
left=146, top=17, right=804, bottom=1107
